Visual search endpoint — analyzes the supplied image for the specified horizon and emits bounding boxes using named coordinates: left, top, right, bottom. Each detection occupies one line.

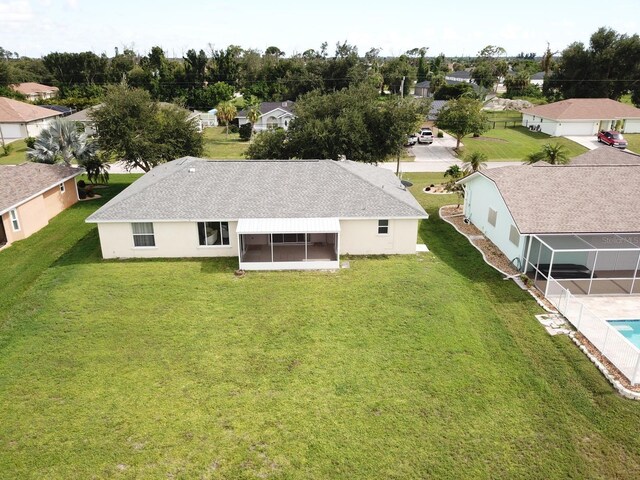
left=1, top=0, right=639, bottom=59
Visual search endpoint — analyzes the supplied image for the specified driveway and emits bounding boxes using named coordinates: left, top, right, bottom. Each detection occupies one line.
left=564, top=135, right=600, bottom=150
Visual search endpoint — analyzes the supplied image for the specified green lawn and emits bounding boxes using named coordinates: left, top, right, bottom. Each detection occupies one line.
left=0, top=139, right=28, bottom=165
left=461, top=126, right=589, bottom=161
left=202, top=126, right=248, bottom=159
left=2, top=173, right=640, bottom=478
left=624, top=133, right=640, bottom=153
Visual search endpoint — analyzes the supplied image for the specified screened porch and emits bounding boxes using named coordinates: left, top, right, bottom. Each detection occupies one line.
left=525, top=234, right=640, bottom=296
left=237, top=218, right=340, bottom=270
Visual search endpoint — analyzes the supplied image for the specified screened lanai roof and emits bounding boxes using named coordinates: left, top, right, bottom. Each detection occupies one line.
left=535, top=233, right=640, bottom=252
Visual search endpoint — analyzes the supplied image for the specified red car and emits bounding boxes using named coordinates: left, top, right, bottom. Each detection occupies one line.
left=597, top=130, right=628, bottom=149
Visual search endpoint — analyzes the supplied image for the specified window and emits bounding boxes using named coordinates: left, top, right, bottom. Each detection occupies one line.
left=487, top=208, right=497, bottom=227
left=272, top=233, right=309, bottom=243
left=9, top=209, right=20, bottom=231
left=198, top=221, right=229, bottom=246
left=378, top=219, right=389, bottom=235
left=59, top=182, right=65, bottom=193
left=509, top=225, right=520, bottom=246
left=132, top=222, right=155, bottom=247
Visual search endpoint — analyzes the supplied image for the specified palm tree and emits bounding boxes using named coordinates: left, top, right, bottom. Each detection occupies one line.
left=217, top=101, right=237, bottom=136
left=524, top=142, right=570, bottom=165
left=246, top=104, right=261, bottom=139
left=462, top=151, right=487, bottom=173
left=27, top=118, right=95, bottom=166
left=444, top=164, right=463, bottom=181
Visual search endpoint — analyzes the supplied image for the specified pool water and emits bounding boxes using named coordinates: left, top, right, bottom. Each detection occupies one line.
left=608, top=320, right=640, bottom=349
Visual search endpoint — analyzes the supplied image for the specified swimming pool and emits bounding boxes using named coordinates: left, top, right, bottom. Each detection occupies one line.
left=608, top=320, right=640, bottom=349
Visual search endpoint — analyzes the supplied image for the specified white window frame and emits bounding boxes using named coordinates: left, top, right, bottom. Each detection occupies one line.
left=197, top=221, right=230, bottom=247
left=487, top=208, right=497, bottom=227
left=9, top=209, right=20, bottom=231
left=131, top=222, right=155, bottom=248
left=378, top=219, right=389, bottom=235
left=59, top=182, right=65, bottom=193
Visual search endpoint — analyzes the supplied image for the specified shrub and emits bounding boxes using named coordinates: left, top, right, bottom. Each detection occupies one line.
left=25, top=136, right=36, bottom=149
left=78, top=189, right=87, bottom=199
left=1, top=143, right=13, bottom=157
left=229, top=124, right=240, bottom=134
left=77, top=179, right=86, bottom=189
left=437, top=131, right=444, bottom=138
left=239, top=123, right=252, bottom=141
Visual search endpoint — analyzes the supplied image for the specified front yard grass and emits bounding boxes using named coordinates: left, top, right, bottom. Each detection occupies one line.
left=623, top=133, right=640, bottom=153
left=0, top=139, right=28, bottom=165
left=202, top=126, right=248, bottom=159
left=1, top=173, right=640, bottom=478
left=461, top=126, right=589, bottom=161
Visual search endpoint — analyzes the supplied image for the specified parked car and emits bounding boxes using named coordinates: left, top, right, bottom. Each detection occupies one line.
left=418, top=128, right=433, bottom=145
left=405, top=133, right=417, bottom=146
left=597, top=130, right=628, bottom=149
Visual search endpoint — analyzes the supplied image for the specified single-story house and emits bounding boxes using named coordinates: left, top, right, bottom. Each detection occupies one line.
left=458, top=147, right=640, bottom=297
left=236, top=101, right=295, bottom=131
left=0, top=163, right=84, bottom=248
left=414, top=79, right=481, bottom=98
left=521, top=98, right=640, bottom=136
left=198, top=108, right=218, bottom=127
left=67, top=102, right=202, bottom=135
left=0, top=97, right=62, bottom=141
left=530, top=71, right=545, bottom=87
left=445, top=70, right=473, bottom=83
left=86, top=158, right=428, bottom=270
left=10, top=82, right=59, bottom=101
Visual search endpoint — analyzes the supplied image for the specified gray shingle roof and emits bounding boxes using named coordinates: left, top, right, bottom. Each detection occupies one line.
left=464, top=159, right=640, bottom=234
left=87, top=158, right=428, bottom=223
left=237, top=101, right=295, bottom=118
left=568, top=147, right=640, bottom=166
left=530, top=71, right=545, bottom=80
left=0, top=163, right=83, bottom=214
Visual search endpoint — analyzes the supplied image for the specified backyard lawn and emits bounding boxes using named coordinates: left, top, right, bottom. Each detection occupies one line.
left=202, top=126, right=248, bottom=159
left=1, top=173, right=640, bottom=478
left=460, top=126, right=589, bottom=161
left=0, top=139, right=28, bottom=165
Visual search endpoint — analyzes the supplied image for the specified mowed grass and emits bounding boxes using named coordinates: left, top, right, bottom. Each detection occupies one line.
left=2, top=174, right=640, bottom=478
left=0, top=139, right=28, bottom=165
left=202, top=126, right=248, bottom=159
left=461, top=126, right=589, bottom=161
left=624, top=133, right=640, bottom=154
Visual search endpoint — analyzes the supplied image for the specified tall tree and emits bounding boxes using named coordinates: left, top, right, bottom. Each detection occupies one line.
left=216, top=101, right=237, bottom=136
left=435, top=97, right=489, bottom=150
left=91, top=84, right=203, bottom=172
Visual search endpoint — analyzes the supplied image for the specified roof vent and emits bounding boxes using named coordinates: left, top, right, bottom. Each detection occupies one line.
left=188, top=167, right=196, bottom=173
left=282, top=101, right=288, bottom=107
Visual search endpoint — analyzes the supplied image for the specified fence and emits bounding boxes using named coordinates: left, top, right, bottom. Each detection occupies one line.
left=489, top=120, right=520, bottom=129
left=546, top=277, right=640, bottom=385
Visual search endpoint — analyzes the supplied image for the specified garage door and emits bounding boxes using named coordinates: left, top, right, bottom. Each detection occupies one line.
left=558, top=122, right=596, bottom=136
left=0, top=124, right=23, bottom=140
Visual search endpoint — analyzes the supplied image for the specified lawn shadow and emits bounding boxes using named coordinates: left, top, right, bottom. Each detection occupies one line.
left=52, top=228, right=104, bottom=267
left=507, top=126, right=549, bottom=139
left=200, top=257, right=240, bottom=274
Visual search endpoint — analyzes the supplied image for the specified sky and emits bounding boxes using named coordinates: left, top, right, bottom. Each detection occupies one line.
left=1, top=0, right=639, bottom=58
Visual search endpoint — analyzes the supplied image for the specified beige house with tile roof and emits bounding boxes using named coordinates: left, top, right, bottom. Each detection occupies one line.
left=10, top=83, right=59, bottom=101
left=0, top=97, right=62, bottom=141
left=522, top=98, right=640, bottom=136
left=0, top=163, right=83, bottom=248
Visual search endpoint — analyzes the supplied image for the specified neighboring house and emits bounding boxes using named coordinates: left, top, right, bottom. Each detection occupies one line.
left=445, top=70, right=473, bottom=83
left=86, top=158, right=428, bottom=270
left=67, top=102, right=202, bottom=135
left=458, top=147, right=640, bottom=297
left=521, top=98, right=640, bottom=136
left=0, top=163, right=83, bottom=248
left=236, top=101, right=295, bottom=131
left=199, top=108, right=218, bottom=127
left=530, top=71, right=545, bottom=87
left=10, top=82, right=59, bottom=101
left=0, top=97, right=62, bottom=141
left=413, top=79, right=481, bottom=98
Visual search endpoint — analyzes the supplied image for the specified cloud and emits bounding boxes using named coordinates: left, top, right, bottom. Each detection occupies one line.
left=0, top=0, right=35, bottom=29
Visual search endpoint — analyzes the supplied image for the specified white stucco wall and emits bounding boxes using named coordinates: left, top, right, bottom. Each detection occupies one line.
left=97, top=221, right=239, bottom=259
left=462, top=175, right=527, bottom=267
left=555, top=121, right=599, bottom=136
left=339, top=218, right=419, bottom=255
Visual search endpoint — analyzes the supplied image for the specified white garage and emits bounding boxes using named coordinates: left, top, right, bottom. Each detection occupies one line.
left=522, top=98, right=640, bottom=137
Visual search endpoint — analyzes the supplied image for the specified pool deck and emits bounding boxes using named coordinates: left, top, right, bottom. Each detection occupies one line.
left=574, top=295, right=640, bottom=320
